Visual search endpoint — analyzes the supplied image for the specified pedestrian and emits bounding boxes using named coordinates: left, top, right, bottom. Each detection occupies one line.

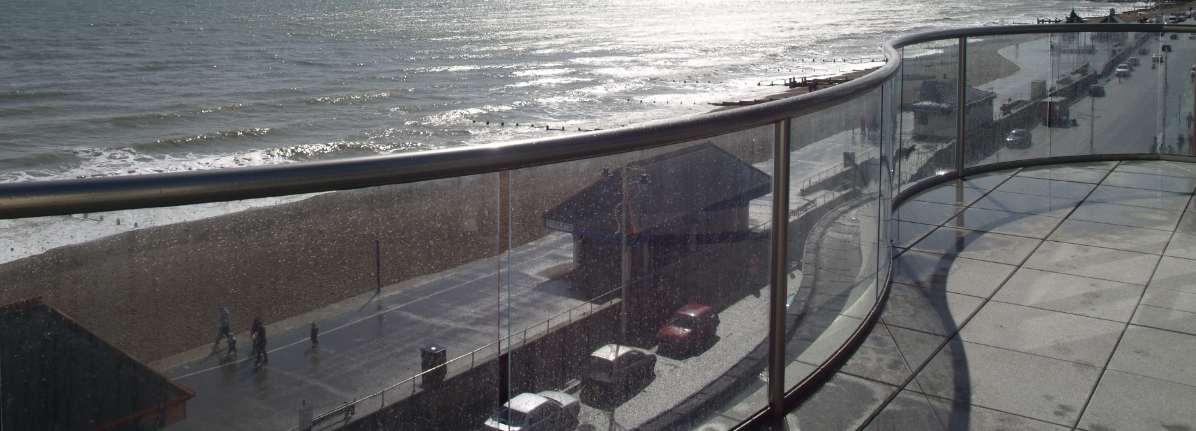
left=226, top=335, right=237, bottom=357
left=310, top=322, right=319, bottom=348
left=253, top=321, right=269, bottom=366
left=213, top=306, right=232, bottom=352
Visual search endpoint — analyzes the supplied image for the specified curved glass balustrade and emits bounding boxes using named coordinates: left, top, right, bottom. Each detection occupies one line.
left=1, top=24, right=1192, bottom=431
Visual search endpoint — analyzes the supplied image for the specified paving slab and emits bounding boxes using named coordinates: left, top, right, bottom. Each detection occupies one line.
left=994, top=268, right=1144, bottom=322
left=1102, top=170, right=1196, bottom=194
left=895, top=221, right=937, bottom=248
left=1077, top=370, right=1196, bottom=431
left=945, top=207, right=1063, bottom=238
left=996, top=176, right=1096, bottom=199
left=1024, top=241, right=1159, bottom=285
left=963, top=171, right=1014, bottom=191
left=914, top=339, right=1101, bottom=427
left=1131, top=281, right=1196, bottom=336
left=875, top=283, right=984, bottom=337
left=1107, top=324, right=1196, bottom=387
left=892, top=250, right=1017, bottom=298
left=1047, top=219, right=1173, bottom=254
left=840, top=322, right=946, bottom=386
left=897, top=200, right=965, bottom=226
left=787, top=372, right=897, bottom=431
left=1148, top=255, right=1196, bottom=294
left=1164, top=231, right=1196, bottom=260
left=1016, top=163, right=1112, bottom=184
left=866, top=390, right=1070, bottom=431
left=911, top=226, right=1042, bottom=265
left=913, top=183, right=987, bottom=207
left=1086, top=184, right=1192, bottom=210
left=1114, top=160, right=1196, bottom=178
left=969, top=190, right=1082, bottom=218
left=958, top=301, right=1123, bottom=367
left=1069, top=201, right=1181, bottom=231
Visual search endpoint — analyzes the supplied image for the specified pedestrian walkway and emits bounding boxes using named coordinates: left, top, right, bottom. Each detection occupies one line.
left=791, top=160, right=1196, bottom=430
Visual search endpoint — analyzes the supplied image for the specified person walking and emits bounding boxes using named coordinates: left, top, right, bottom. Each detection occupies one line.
left=251, top=317, right=268, bottom=367
left=309, top=322, right=319, bottom=349
left=226, top=335, right=237, bottom=358
left=213, top=306, right=232, bottom=352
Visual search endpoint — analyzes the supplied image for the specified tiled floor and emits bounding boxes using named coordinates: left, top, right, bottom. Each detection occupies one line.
left=794, top=160, right=1196, bottom=431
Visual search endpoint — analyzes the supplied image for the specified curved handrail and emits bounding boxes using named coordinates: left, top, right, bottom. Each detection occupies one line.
left=0, top=23, right=1188, bottom=219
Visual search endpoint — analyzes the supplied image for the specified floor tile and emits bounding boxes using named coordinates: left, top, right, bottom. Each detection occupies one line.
left=945, top=207, right=1062, bottom=238
left=963, top=172, right=1013, bottom=191
left=996, top=177, right=1095, bottom=199
left=1132, top=287, right=1196, bottom=336
left=892, top=250, right=1017, bottom=298
left=1164, top=231, right=1196, bottom=260
left=994, top=268, right=1144, bottom=322
left=911, top=226, right=1042, bottom=265
left=877, top=283, right=984, bottom=336
left=787, top=372, right=897, bottom=431
left=1017, top=164, right=1112, bottom=184
left=1069, top=201, right=1181, bottom=231
left=895, top=221, right=936, bottom=248
left=841, top=322, right=946, bottom=386
left=867, top=390, right=1071, bottom=431
left=1114, top=160, right=1196, bottom=179
left=1107, top=325, right=1196, bottom=387
left=1086, top=184, right=1192, bottom=210
left=959, top=302, right=1123, bottom=366
left=896, top=200, right=964, bottom=226
left=1023, top=241, right=1159, bottom=285
left=1177, top=208, right=1196, bottom=233
left=1077, top=370, right=1196, bottom=431
left=1047, top=219, right=1172, bottom=254
left=1103, top=171, right=1196, bottom=194
left=970, top=191, right=1082, bottom=218
left=914, top=339, right=1101, bottom=426
left=913, top=183, right=986, bottom=207
left=1148, top=256, right=1196, bottom=295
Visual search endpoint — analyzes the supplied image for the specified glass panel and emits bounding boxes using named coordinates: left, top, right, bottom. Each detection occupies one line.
left=507, top=126, right=773, bottom=430
left=1160, top=31, right=1196, bottom=156
left=0, top=177, right=503, bottom=430
left=964, top=33, right=1055, bottom=165
left=784, top=86, right=883, bottom=391
left=899, top=39, right=960, bottom=190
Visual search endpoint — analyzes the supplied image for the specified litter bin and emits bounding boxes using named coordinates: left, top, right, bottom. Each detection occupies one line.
left=420, top=345, right=447, bottom=387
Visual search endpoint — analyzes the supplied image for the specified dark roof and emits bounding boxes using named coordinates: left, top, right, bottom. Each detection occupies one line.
left=1100, top=8, right=1123, bottom=23
left=912, top=80, right=996, bottom=113
left=1066, top=9, right=1085, bottom=23
left=543, top=143, right=770, bottom=239
left=0, top=299, right=193, bottom=431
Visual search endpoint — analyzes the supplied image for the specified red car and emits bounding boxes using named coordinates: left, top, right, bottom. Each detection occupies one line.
left=657, top=304, right=719, bottom=353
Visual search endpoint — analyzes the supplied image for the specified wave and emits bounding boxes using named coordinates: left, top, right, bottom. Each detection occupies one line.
left=136, top=127, right=273, bottom=151
left=305, top=91, right=392, bottom=105
left=0, top=90, right=72, bottom=103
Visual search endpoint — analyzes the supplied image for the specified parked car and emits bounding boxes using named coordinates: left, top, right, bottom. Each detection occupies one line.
left=657, top=304, right=720, bottom=353
left=585, top=344, right=657, bottom=390
left=1005, top=129, right=1031, bottom=148
left=484, top=391, right=580, bottom=431
left=1089, top=84, right=1106, bottom=97
left=1115, top=64, right=1132, bottom=77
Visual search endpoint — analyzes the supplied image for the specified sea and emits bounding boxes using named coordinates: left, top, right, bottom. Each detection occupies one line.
left=0, top=0, right=1140, bottom=184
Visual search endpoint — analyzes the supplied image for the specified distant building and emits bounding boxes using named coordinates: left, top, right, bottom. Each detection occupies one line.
left=909, top=80, right=996, bottom=141
left=0, top=299, right=193, bottom=431
left=544, top=143, right=769, bottom=326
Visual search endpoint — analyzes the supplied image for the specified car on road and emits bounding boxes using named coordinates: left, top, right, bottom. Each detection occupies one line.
left=484, top=391, right=580, bottom=431
left=1088, top=84, right=1106, bottom=97
left=1005, top=129, right=1031, bottom=149
left=1115, top=64, right=1132, bottom=78
left=657, top=304, right=720, bottom=353
left=585, top=344, right=657, bottom=391
left=1129, top=57, right=1140, bottom=67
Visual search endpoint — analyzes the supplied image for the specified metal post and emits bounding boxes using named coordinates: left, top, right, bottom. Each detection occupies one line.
left=956, top=36, right=968, bottom=178
left=767, top=118, right=791, bottom=425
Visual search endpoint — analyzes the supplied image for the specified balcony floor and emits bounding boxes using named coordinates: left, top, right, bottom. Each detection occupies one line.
left=794, top=160, right=1196, bottom=430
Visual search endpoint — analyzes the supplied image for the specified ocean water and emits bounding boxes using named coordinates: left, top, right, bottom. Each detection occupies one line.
left=0, top=0, right=1133, bottom=182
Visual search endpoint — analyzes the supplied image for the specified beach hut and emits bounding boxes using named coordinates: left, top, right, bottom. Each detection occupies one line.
left=909, top=80, right=996, bottom=141
left=543, top=143, right=770, bottom=328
